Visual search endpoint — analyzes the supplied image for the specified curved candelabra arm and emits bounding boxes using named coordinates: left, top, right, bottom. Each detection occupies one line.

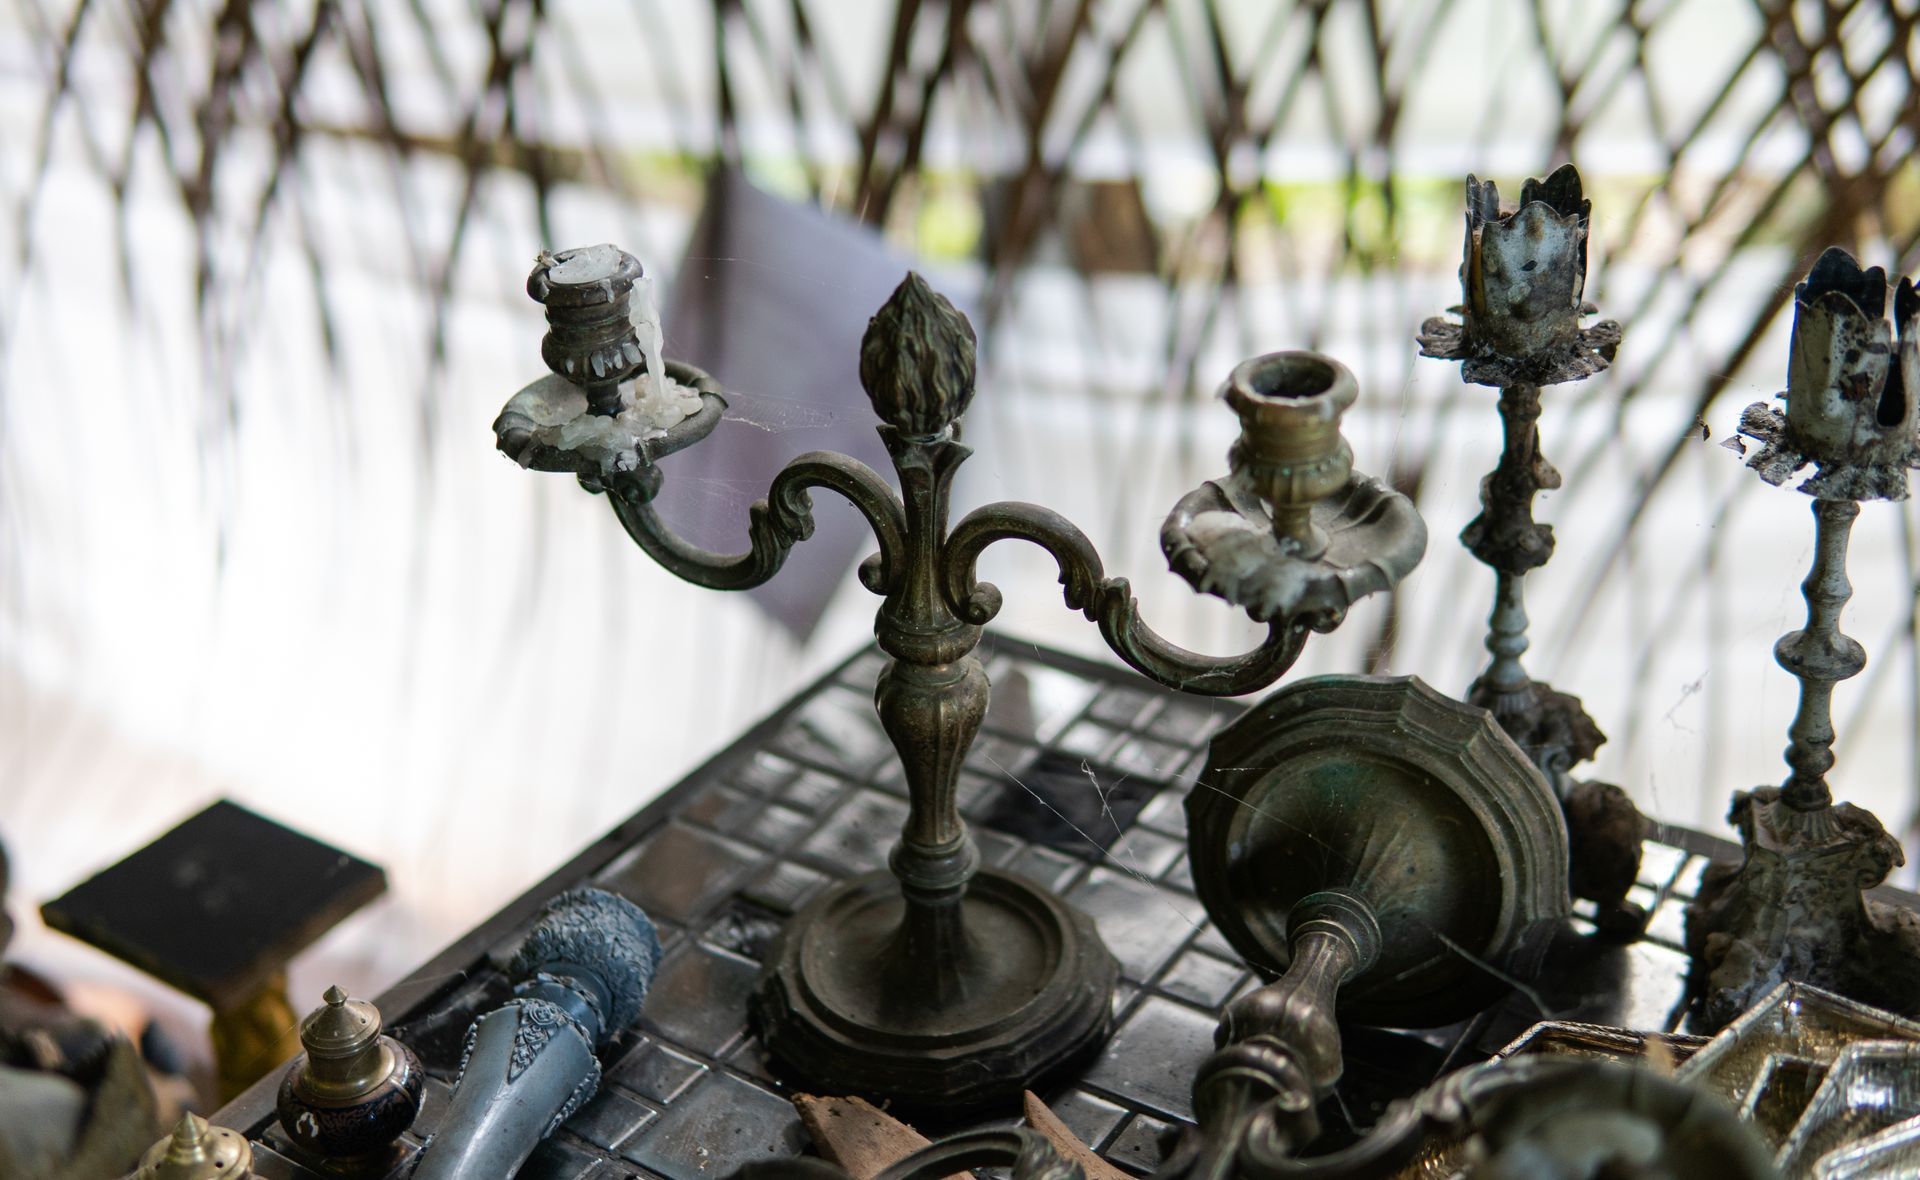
left=941, top=500, right=1307, bottom=697
left=603, top=451, right=908, bottom=596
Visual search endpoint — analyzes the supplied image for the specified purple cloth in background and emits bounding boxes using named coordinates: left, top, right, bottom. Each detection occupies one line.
left=657, top=168, right=915, bottom=641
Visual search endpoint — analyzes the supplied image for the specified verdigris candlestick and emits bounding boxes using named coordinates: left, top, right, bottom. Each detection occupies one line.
left=1178, top=675, right=1568, bottom=1180
left=1418, top=164, right=1648, bottom=937
left=494, top=247, right=1426, bottom=1108
left=1685, top=246, right=1920, bottom=1032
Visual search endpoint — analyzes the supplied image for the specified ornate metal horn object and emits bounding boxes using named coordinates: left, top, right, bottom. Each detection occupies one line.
left=409, top=889, right=661, bottom=1180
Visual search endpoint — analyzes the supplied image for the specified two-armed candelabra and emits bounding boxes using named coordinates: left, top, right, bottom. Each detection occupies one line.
left=494, top=247, right=1426, bottom=1107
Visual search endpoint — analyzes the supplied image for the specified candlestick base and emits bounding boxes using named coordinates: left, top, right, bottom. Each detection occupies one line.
left=1684, top=788, right=1920, bottom=1032
left=751, top=868, right=1117, bottom=1112
left=1467, top=675, right=1650, bottom=939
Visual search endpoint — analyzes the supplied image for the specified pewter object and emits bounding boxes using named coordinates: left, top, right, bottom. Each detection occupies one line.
left=1493, top=1020, right=1707, bottom=1068
left=1686, top=247, right=1920, bottom=1031
left=730, top=1128, right=1081, bottom=1180
left=495, top=247, right=1424, bottom=1107
left=410, top=888, right=661, bottom=1180
left=1419, top=164, right=1648, bottom=937
left=1178, top=675, right=1568, bottom=1177
left=1812, top=1112, right=1920, bottom=1179
left=1160, top=1052, right=1775, bottom=1179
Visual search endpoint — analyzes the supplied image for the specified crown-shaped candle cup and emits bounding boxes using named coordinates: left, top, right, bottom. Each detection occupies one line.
left=1739, top=246, right=1920, bottom=501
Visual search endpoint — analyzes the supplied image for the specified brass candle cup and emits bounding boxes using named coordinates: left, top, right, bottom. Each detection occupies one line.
left=1222, top=351, right=1357, bottom=559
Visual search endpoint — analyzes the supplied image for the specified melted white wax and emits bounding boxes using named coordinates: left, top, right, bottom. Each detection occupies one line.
left=617, top=272, right=700, bottom=439
left=630, top=274, right=668, bottom=406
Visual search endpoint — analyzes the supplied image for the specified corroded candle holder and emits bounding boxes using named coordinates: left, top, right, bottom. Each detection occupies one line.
left=1222, top=352, right=1355, bottom=557
left=1162, top=352, right=1425, bottom=627
left=493, top=248, right=1425, bottom=1108
left=1686, top=247, right=1920, bottom=1033
left=1419, top=163, right=1648, bottom=938
left=1175, top=675, right=1568, bottom=1180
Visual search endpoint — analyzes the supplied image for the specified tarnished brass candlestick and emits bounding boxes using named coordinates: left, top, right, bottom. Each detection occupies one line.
left=1686, top=247, right=1920, bottom=1032
left=493, top=247, right=1426, bottom=1108
left=1176, top=675, right=1569, bottom=1180
left=1418, top=164, right=1648, bottom=936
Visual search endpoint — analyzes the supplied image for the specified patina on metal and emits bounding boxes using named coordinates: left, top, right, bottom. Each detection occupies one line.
left=1162, top=1048, right=1774, bottom=1180
left=1162, top=353, right=1427, bottom=627
left=496, top=250, right=1425, bottom=1108
left=1686, top=248, right=1920, bottom=1033
left=1177, top=675, right=1568, bottom=1180
left=411, top=889, right=661, bottom=1180
left=274, top=985, right=423, bottom=1172
left=1418, top=163, right=1648, bottom=939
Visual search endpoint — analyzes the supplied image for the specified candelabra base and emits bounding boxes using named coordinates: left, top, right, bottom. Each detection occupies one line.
left=1684, top=788, right=1920, bottom=1033
left=751, top=868, right=1118, bottom=1111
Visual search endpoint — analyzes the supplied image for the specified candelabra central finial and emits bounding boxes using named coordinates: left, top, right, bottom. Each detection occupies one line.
left=494, top=250, right=1425, bottom=1107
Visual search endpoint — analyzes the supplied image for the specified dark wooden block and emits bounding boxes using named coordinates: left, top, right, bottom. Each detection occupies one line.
left=40, top=799, right=386, bottom=1010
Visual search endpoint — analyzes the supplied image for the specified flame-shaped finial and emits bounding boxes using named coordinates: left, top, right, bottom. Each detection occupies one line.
left=858, top=273, right=977, bottom=437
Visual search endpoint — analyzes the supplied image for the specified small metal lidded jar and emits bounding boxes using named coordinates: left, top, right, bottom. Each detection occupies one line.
left=1222, top=351, right=1358, bottom=560
left=276, top=985, right=424, bottom=1171
left=131, top=1113, right=255, bottom=1180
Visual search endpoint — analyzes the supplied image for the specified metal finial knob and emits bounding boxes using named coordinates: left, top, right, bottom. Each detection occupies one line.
left=526, top=244, right=648, bottom=413
left=276, top=985, right=423, bottom=1168
left=134, top=1113, right=254, bottom=1180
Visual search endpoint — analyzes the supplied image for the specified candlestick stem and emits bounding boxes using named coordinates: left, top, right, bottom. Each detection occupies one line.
left=1465, top=382, right=1558, bottom=711
left=1777, top=498, right=1866, bottom=811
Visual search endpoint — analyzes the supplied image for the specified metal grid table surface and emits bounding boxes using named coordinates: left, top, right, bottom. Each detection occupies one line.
left=216, top=636, right=1841, bottom=1180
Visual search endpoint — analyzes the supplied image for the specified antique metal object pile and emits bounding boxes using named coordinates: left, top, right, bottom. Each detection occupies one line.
left=339, top=160, right=1920, bottom=1180
left=496, top=250, right=1425, bottom=1107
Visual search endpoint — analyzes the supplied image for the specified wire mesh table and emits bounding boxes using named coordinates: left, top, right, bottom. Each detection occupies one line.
left=212, top=634, right=1920, bottom=1180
